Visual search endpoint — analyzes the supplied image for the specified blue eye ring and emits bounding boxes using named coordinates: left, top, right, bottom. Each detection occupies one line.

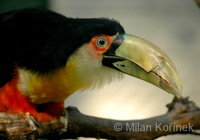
left=96, top=37, right=108, bottom=48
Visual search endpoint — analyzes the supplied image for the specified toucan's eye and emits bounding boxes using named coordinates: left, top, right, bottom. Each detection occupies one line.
left=96, top=37, right=108, bottom=48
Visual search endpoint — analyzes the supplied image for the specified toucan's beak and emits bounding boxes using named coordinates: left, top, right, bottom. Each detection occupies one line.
left=102, top=34, right=182, bottom=98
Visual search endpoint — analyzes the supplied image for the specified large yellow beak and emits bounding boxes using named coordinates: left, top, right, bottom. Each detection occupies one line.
left=102, top=34, right=182, bottom=98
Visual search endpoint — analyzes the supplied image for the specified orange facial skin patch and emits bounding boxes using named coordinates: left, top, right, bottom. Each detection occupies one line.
left=88, top=35, right=114, bottom=55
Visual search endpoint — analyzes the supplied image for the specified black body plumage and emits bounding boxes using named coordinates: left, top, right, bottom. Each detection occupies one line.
left=0, top=7, right=125, bottom=87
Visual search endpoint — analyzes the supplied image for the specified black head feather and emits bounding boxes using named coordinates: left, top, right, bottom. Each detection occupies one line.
left=0, top=7, right=125, bottom=87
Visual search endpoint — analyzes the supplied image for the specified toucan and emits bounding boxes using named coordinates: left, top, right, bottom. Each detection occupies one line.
left=0, top=8, right=182, bottom=122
